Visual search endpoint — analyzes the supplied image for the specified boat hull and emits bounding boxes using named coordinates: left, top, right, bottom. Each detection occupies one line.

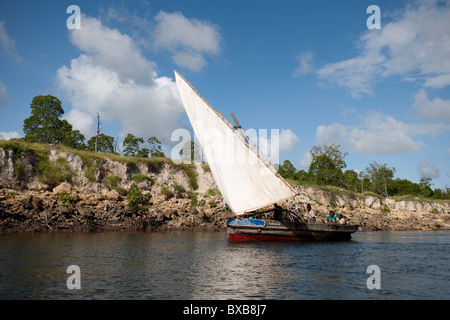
left=227, top=218, right=358, bottom=242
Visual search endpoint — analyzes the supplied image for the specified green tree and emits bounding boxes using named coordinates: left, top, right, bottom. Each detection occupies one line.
left=308, top=144, right=348, bottom=186
left=148, top=137, right=165, bottom=158
left=59, top=120, right=86, bottom=149
left=23, top=95, right=65, bottom=143
left=278, top=160, right=298, bottom=180
left=365, top=161, right=396, bottom=197
left=87, top=133, right=115, bottom=153
left=23, top=95, right=86, bottom=148
left=358, top=171, right=371, bottom=194
left=123, top=133, right=144, bottom=157
left=419, top=177, right=434, bottom=197
left=179, top=140, right=202, bottom=163
left=295, top=169, right=311, bottom=182
left=137, top=148, right=150, bottom=158
left=342, top=170, right=360, bottom=192
left=127, top=183, right=151, bottom=217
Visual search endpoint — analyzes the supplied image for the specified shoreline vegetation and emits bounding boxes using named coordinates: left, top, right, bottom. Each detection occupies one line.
left=1, top=140, right=450, bottom=234
left=1, top=94, right=449, bottom=234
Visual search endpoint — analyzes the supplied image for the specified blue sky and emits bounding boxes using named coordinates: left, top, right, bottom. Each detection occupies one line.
left=0, top=0, right=449, bottom=189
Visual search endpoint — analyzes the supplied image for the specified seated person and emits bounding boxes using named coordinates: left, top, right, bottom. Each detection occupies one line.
left=325, top=210, right=337, bottom=224
left=273, top=203, right=283, bottom=221
left=337, top=214, right=346, bottom=225
left=306, top=203, right=316, bottom=223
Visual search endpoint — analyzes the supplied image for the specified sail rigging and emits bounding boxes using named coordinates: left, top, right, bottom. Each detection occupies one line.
left=174, top=70, right=297, bottom=215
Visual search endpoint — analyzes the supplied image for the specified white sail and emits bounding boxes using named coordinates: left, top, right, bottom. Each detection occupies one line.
left=174, top=70, right=297, bottom=215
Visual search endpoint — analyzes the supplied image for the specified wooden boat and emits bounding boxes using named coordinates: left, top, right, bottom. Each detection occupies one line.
left=227, top=218, right=358, bottom=242
left=174, top=70, right=358, bottom=242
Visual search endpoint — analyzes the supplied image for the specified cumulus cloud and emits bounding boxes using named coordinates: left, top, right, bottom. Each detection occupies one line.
left=418, top=158, right=440, bottom=178
left=0, top=20, right=22, bottom=63
left=298, top=151, right=312, bottom=170
left=293, top=51, right=314, bottom=77
left=152, top=11, right=222, bottom=72
left=0, top=131, right=21, bottom=140
left=413, top=89, right=450, bottom=122
left=316, top=0, right=450, bottom=97
left=279, top=129, right=300, bottom=152
left=316, top=112, right=426, bottom=155
left=56, top=15, right=185, bottom=144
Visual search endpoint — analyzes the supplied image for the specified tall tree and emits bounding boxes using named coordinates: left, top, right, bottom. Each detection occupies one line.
left=87, top=133, right=115, bottom=153
left=365, top=161, right=396, bottom=197
left=278, top=160, right=298, bottom=180
left=59, top=120, right=86, bottom=150
left=123, top=133, right=144, bottom=157
left=308, top=143, right=348, bottom=186
left=23, top=95, right=86, bottom=148
left=23, top=95, right=65, bottom=144
left=148, top=137, right=165, bottom=158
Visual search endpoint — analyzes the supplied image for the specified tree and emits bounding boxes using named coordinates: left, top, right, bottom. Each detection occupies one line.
left=308, top=143, right=348, bottom=186
left=365, top=161, right=396, bottom=197
left=179, top=140, right=202, bottom=163
left=278, top=160, right=298, bottom=180
left=87, top=133, right=115, bottom=153
left=127, top=183, right=150, bottom=217
left=342, top=170, right=359, bottom=192
left=419, top=177, right=434, bottom=197
left=358, top=171, right=371, bottom=194
left=123, top=133, right=144, bottom=157
left=59, top=120, right=86, bottom=150
left=137, top=148, right=150, bottom=158
left=148, top=137, right=165, bottom=158
left=23, top=95, right=65, bottom=143
left=23, top=95, right=86, bottom=148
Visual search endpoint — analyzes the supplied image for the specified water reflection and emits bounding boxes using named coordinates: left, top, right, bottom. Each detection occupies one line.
left=0, top=231, right=449, bottom=299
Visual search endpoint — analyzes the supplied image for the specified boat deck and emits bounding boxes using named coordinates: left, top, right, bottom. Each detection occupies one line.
left=227, top=218, right=359, bottom=242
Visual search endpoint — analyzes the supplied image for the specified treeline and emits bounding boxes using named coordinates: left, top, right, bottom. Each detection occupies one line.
left=277, top=144, right=450, bottom=200
left=19, top=95, right=165, bottom=158
left=7, top=95, right=449, bottom=200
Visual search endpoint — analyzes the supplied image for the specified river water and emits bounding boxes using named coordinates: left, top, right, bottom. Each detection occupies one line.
left=0, top=231, right=449, bottom=300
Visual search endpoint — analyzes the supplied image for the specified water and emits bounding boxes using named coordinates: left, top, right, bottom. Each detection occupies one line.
left=0, top=231, right=449, bottom=300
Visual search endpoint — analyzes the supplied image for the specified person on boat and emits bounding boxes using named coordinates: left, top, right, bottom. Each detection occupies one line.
left=273, top=203, right=283, bottom=220
left=337, top=214, right=346, bottom=225
left=306, top=203, right=316, bottom=223
left=325, top=210, right=337, bottom=224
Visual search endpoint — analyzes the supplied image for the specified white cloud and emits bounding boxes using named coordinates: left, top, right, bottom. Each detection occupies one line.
left=316, top=0, right=450, bottom=97
left=418, top=158, right=440, bottom=178
left=68, top=15, right=156, bottom=86
left=0, top=80, right=9, bottom=106
left=0, top=20, right=22, bottom=63
left=293, top=51, right=314, bottom=77
left=298, top=151, right=312, bottom=170
left=0, top=131, right=21, bottom=140
left=316, top=112, right=426, bottom=155
left=152, top=11, right=222, bottom=72
left=412, top=89, right=450, bottom=121
left=56, top=15, right=185, bottom=144
left=279, top=129, right=300, bottom=152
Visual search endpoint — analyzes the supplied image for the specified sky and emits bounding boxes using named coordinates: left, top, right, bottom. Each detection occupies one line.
left=0, top=0, right=449, bottom=189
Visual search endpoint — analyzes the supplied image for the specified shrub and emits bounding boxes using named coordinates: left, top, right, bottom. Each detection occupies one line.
left=59, top=192, right=78, bottom=213
left=131, top=174, right=155, bottom=185
left=161, top=186, right=174, bottom=199
left=37, top=157, right=74, bottom=188
left=380, top=207, right=390, bottom=214
left=173, top=184, right=186, bottom=193
left=127, top=183, right=150, bottom=216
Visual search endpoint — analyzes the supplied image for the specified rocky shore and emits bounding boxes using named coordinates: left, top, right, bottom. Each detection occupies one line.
left=1, top=144, right=449, bottom=233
